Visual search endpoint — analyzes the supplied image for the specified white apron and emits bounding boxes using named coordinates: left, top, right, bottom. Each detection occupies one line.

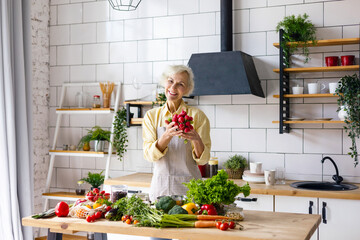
left=149, top=126, right=201, bottom=202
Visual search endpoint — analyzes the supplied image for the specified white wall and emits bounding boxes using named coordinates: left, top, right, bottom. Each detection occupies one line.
left=46, top=0, right=360, bottom=195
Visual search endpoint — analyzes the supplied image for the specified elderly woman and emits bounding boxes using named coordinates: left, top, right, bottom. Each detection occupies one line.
left=143, top=65, right=211, bottom=202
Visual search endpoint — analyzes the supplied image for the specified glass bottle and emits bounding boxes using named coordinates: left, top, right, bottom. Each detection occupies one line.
left=209, top=157, right=218, bottom=178
left=92, top=95, right=101, bottom=108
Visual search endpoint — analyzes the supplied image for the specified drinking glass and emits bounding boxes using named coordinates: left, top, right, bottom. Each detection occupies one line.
left=276, top=167, right=286, bottom=184
left=132, top=77, right=142, bottom=100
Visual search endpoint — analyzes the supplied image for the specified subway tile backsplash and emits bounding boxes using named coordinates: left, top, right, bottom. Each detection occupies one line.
left=48, top=0, right=360, bottom=194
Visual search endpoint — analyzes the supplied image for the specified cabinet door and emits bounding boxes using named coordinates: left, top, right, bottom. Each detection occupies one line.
left=275, top=196, right=318, bottom=240
left=319, top=198, right=360, bottom=240
left=235, top=194, right=273, bottom=211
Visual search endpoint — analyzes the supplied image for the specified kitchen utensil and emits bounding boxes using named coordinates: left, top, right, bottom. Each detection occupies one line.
left=292, top=86, right=304, bottom=94
left=308, top=83, right=326, bottom=94
left=287, top=118, right=305, bottom=121
left=329, top=82, right=340, bottom=94
left=314, top=118, right=333, bottom=121
left=325, top=56, right=339, bottom=66
left=250, top=162, right=262, bottom=174
left=264, top=170, right=276, bottom=186
left=341, top=55, right=355, bottom=66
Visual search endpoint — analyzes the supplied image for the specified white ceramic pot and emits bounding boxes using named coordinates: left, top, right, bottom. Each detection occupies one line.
left=338, top=106, right=348, bottom=121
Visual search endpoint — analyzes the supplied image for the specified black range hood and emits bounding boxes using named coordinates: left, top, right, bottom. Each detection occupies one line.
left=188, top=0, right=264, bottom=98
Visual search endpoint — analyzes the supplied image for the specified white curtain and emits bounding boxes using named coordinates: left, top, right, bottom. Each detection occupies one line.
left=0, top=0, right=33, bottom=240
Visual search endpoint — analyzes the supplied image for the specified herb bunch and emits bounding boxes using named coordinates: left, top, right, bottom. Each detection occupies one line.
left=184, top=170, right=251, bottom=205
left=224, top=155, right=248, bottom=170
left=335, top=74, right=360, bottom=166
left=112, top=107, right=128, bottom=161
left=276, top=14, right=317, bottom=67
left=81, top=170, right=105, bottom=189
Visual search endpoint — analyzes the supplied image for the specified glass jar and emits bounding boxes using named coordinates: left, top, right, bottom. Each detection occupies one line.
left=111, top=185, right=128, bottom=203
left=75, top=91, right=91, bottom=108
left=75, top=180, right=86, bottom=195
left=92, top=95, right=101, bottom=108
left=224, top=203, right=244, bottom=221
left=209, top=157, right=218, bottom=178
left=171, top=195, right=185, bottom=206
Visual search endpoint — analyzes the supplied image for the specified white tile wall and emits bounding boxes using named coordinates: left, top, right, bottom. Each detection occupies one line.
left=47, top=0, right=360, bottom=195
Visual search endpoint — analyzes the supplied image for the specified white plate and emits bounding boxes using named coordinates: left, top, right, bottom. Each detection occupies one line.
left=314, top=118, right=333, bottom=121
left=242, top=175, right=265, bottom=183
left=287, top=118, right=305, bottom=121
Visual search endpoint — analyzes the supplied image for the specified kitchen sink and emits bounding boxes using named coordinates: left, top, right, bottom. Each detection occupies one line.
left=290, top=181, right=358, bottom=191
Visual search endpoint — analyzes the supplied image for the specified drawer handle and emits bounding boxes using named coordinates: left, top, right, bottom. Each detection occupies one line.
left=308, top=201, right=313, bottom=214
left=322, top=202, right=327, bottom=224
left=237, top=197, right=257, bottom=202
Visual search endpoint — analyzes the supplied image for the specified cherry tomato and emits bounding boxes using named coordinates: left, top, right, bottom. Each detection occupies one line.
left=106, top=206, right=112, bottom=212
left=215, top=221, right=222, bottom=229
left=228, top=221, right=235, bottom=229
left=207, top=209, right=217, bottom=215
left=95, top=211, right=102, bottom=219
left=121, top=216, right=126, bottom=221
left=125, top=219, right=132, bottom=224
left=133, top=220, right=139, bottom=225
left=89, top=214, right=96, bottom=222
left=220, top=222, right=229, bottom=231
left=86, top=215, right=92, bottom=223
left=129, top=216, right=133, bottom=221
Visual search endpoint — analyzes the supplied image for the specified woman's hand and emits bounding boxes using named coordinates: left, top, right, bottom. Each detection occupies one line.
left=156, top=121, right=182, bottom=152
left=179, top=129, right=204, bottom=158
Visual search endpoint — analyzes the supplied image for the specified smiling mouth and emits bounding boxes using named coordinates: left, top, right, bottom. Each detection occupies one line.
left=168, top=91, right=177, bottom=96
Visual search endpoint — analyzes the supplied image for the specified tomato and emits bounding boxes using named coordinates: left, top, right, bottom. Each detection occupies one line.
left=95, top=211, right=102, bottom=219
left=121, top=216, right=126, bottom=221
left=106, top=206, right=112, bottom=212
left=86, top=215, right=92, bottom=222
left=220, top=222, right=229, bottom=231
left=125, top=219, right=132, bottom=224
left=129, top=216, right=133, bottom=221
left=229, top=221, right=235, bottom=229
left=133, top=220, right=139, bottom=225
left=215, top=221, right=222, bottom=229
left=206, top=209, right=217, bottom=215
left=55, top=201, right=69, bottom=217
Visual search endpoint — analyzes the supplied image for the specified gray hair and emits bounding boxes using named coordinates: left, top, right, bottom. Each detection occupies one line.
left=159, top=65, right=195, bottom=96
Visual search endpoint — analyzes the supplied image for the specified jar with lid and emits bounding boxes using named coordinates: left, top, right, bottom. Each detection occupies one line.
left=224, top=203, right=244, bottom=221
left=111, top=185, right=128, bottom=203
left=209, top=157, right=218, bottom=177
left=93, top=95, right=101, bottom=108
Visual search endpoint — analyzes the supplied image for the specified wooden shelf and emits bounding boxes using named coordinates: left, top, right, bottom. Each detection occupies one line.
left=273, top=65, right=359, bottom=73
left=56, top=108, right=114, bottom=114
left=124, top=101, right=157, bottom=105
left=273, top=38, right=360, bottom=48
left=42, top=192, right=85, bottom=201
left=49, top=150, right=113, bottom=157
left=273, top=93, right=338, bottom=98
left=130, top=118, right=143, bottom=125
left=272, top=120, right=345, bottom=124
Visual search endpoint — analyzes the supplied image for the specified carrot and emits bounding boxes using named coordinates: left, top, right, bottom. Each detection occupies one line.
left=196, top=215, right=234, bottom=221
left=194, top=221, right=216, bottom=228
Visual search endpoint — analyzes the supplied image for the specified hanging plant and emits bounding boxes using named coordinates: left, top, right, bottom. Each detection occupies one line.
left=335, top=74, right=360, bottom=167
left=276, top=14, right=317, bottom=67
left=152, top=92, right=167, bottom=107
left=112, top=107, right=128, bottom=161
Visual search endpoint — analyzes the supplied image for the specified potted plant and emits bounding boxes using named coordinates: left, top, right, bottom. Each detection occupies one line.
left=81, top=170, right=105, bottom=190
left=223, top=154, right=248, bottom=179
left=78, top=126, right=111, bottom=152
left=335, top=74, right=360, bottom=166
left=112, top=107, right=128, bottom=160
left=276, top=13, right=317, bottom=67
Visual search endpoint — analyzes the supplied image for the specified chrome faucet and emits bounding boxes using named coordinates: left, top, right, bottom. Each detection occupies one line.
left=321, top=156, right=343, bottom=185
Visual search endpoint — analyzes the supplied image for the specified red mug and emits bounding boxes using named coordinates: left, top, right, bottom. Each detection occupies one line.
left=325, top=56, right=339, bottom=67
left=341, top=55, right=355, bottom=66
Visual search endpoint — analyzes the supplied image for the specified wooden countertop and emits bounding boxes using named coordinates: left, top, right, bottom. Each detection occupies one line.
left=22, top=210, right=320, bottom=240
left=105, top=173, right=360, bottom=200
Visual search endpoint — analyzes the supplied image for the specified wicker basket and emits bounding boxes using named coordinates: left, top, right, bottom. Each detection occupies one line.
left=226, top=168, right=245, bottom=179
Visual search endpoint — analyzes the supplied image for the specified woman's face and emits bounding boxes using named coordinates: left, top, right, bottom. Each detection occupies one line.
left=164, top=71, right=189, bottom=102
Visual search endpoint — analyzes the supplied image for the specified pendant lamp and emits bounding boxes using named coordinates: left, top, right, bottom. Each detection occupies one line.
left=108, top=0, right=142, bottom=11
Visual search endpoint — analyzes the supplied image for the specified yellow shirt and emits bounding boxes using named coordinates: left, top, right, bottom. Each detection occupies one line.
left=142, top=100, right=211, bottom=165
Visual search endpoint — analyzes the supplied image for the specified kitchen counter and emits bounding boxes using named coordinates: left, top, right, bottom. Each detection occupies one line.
left=22, top=210, right=320, bottom=240
left=104, top=173, right=360, bottom=200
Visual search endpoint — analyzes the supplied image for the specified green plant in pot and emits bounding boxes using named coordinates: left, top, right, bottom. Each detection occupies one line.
left=112, top=107, right=128, bottom=161
left=335, top=74, right=360, bottom=166
left=276, top=14, right=317, bottom=67
left=81, top=170, right=105, bottom=189
left=224, top=154, right=248, bottom=179
left=78, top=126, right=111, bottom=152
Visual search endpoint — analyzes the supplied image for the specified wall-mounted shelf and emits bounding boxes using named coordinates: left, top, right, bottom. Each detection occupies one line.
left=49, top=150, right=114, bottom=157
left=274, top=31, right=359, bottom=134
left=273, top=65, right=359, bottom=73
left=56, top=108, right=114, bottom=114
left=273, top=38, right=360, bottom=48
left=272, top=120, right=345, bottom=124
left=273, top=93, right=337, bottom=98
left=125, top=101, right=163, bottom=127
left=42, top=192, right=85, bottom=201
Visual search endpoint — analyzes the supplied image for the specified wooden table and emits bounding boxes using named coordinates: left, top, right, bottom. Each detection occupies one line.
left=23, top=210, right=320, bottom=240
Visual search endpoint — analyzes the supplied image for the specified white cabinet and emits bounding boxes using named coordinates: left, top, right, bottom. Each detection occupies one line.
left=235, top=194, right=273, bottom=212
left=275, top=196, right=318, bottom=240
left=318, top=198, right=360, bottom=240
